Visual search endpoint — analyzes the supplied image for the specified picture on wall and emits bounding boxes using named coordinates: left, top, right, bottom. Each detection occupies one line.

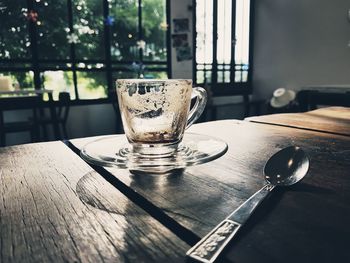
left=176, top=46, right=192, bottom=61
left=172, top=34, right=188, bottom=47
left=173, top=18, right=189, bottom=33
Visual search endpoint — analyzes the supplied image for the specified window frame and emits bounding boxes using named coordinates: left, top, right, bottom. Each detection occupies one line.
left=0, top=0, right=171, bottom=104
left=192, top=0, right=254, bottom=96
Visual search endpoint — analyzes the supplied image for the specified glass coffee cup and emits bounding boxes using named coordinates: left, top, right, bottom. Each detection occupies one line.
left=116, top=79, right=207, bottom=156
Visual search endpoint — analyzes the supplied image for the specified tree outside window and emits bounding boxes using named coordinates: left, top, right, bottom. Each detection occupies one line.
left=0, top=0, right=169, bottom=101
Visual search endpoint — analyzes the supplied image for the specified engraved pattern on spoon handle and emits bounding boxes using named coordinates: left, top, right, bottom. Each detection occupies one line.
left=187, top=184, right=275, bottom=263
left=186, top=219, right=241, bottom=263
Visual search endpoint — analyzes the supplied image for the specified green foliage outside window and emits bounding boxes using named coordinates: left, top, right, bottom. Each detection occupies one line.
left=0, top=0, right=168, bottom=100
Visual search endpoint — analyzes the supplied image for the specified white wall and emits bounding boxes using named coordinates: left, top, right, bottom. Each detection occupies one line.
left=252, top=0, right=350, bottom=100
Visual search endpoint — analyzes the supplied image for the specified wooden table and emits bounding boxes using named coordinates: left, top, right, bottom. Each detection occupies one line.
left=247, top=106, right=350, bottom=136
left=1, top=107, right=350, bottom=262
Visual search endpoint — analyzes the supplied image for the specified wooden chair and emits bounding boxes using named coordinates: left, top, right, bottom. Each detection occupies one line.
left=0, top=96, right=40, bottom=147
left=108, top=89, right=123, bottom=133
left=35, top=92, right=71, bottom=140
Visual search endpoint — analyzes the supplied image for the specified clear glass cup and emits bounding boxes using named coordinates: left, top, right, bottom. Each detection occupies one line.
left=116, top=79, right=207, bottom=155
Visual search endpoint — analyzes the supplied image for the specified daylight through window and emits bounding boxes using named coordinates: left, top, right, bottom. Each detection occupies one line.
left=195, top=0, right=252, bottom=95
left=0, top=0, right=169, bottom=101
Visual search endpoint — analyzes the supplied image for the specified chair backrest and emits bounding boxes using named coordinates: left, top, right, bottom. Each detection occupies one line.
left=57, top=92, right=70, bottom=122
left=108, top=89, right=124, bottom=133
left=297, top=90, right=350, bottom=112
left=0, top=95, right=41, bottom=146
left=0, top=95, right=40, bottom=123
left=108, top=88, right=119, bottom=113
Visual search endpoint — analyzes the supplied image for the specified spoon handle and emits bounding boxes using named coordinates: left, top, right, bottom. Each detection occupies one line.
left=187, top=184, right=275, bottom=263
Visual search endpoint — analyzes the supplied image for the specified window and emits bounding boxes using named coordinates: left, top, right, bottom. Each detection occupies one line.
left=0, top=0, right=170, bottom=101
left=194, top=0, right=253, bottom=96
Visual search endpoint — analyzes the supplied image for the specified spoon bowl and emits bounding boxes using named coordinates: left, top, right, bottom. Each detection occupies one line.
left=264, top=146, right=310, bottom=186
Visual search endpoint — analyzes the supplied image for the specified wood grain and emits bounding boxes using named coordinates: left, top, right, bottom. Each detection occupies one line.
left=246, top=106, right=350, bottom=136
left=72, top=119, right=350, bottom=262
left=0, top=142, right=189, bottom=263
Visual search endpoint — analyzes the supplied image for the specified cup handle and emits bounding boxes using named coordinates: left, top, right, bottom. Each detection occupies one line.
left=186, top=87, right=207, bottom=129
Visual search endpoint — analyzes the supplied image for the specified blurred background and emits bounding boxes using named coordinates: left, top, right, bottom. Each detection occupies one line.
left=1, top=0, right=349, bottom=146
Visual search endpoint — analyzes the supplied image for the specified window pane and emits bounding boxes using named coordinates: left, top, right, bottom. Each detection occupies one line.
left=195, top=0, right=251, bottom=87
left=0, top=1, right=31, bottom=59
left=235, top=71, right=242, bottom=82
left=196, top=70, right=204, bottom=84
left=224, top=71, right=230, bottom=83
left=196, top=0, right=213, bottom=64
left=143, top=71, right=167, bottom=79
left=41, top=71, right=75, bottom=100
left=110, top=0, right=139, bottom=61
left=217, top=71, right=223, bottom=83
left=113, top=71, right=138, bottom=81
left=73, top=0, right=105, bottom=60
left=242, top=71, right=248, bottom=82
left=235, top=0, right=250, bottom=64
left=0, top=71, right=34, bottom=91
left=217, top=0, right=232, bottom=64
left=205, top=71, right=212, bottom=83
left=142, top=0, right=167, bottom=61
left=76, top=71, right=107, bottom=99
left=36, top=0, right=70, bottom=60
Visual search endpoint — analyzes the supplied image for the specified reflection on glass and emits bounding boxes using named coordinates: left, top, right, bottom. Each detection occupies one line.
left=36, top=0, right=70, bottom=59
left=0, top=1, right=31, bottom=59
left=41, top=71, right=75, bottom=101
left=76, top=71, right=107, bottom=100
left=73, top=0, right=104, bottom=60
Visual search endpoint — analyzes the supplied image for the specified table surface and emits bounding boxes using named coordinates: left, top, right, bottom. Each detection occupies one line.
left=247, top=106, right=350, bottom=136
left=1, top=107, right=350, bottom=262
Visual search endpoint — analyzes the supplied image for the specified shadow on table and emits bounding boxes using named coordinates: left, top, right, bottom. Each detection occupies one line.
left=76, top=171, right=142, bottom=217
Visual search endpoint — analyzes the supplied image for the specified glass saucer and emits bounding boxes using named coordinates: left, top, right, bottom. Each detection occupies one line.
left=80, top=133, right=228, bottom=174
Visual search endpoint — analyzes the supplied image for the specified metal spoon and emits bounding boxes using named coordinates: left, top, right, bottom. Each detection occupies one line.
left=187, top=146, right=310, bottom=263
